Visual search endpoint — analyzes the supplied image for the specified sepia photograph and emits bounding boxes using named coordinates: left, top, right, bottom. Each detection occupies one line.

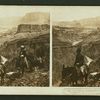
left=0, top=6, right=50, bottom=86
left=52, top=6, right=100, bottom=87
left=1, top=6, right=100, bottom=95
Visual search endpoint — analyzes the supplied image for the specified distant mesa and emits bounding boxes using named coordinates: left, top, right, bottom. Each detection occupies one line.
left=20, top=12, right=50, bottom=25
left=0, top=12, right=50, bottom=32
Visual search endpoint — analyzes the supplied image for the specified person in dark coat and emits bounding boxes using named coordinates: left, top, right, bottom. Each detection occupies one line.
left=19, top=54, right=27, bottom=76
left=19, top=45, right=34, bottom=72
left=16, top=45, right=28, bottom=75
left=74, top=47, right=85, bottom=68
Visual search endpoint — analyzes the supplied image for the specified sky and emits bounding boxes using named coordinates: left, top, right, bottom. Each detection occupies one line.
left=0, top=6, right=50, bottom=18
left=52, top=6, right=100, bottom=21
left=0, top=6, right=100, bottom=21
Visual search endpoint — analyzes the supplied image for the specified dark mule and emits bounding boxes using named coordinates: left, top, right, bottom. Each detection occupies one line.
left=62, top=66, right=78, bottom=86
left=27, top=55, right=42, bottom=71
left=27, top=53, right=44, bottom=70
left=62, top=65, right=88, bottom=86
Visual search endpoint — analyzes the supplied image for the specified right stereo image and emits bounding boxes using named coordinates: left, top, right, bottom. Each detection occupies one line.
left=52, top=6, right=100, bottom=87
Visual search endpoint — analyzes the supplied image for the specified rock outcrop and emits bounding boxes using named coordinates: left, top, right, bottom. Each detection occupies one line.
left=17, top=24, right=50, bottom=33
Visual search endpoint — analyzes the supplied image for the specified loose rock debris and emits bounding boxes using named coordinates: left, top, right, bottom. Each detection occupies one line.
left=2, top=69, right=49, bottom=86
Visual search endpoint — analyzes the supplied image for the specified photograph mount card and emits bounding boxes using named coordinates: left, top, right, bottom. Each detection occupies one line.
left=0, top=6, right=99, bottom=95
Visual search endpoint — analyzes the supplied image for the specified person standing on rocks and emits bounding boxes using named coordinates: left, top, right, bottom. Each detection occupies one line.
left=19, top=45, right=29, bottom=70
left=19, top=54, right=27, bottom=76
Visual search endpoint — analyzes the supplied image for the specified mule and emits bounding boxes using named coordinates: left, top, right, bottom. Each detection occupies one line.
left=27, top=55, right=45, bottom=70
left=62, top=65, right=88, bottom=86
left=62, top=66, right=78, bottom=86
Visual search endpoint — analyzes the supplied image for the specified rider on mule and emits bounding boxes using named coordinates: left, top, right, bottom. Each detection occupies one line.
left=74, top=47, right=84, bottom=68
left=74, top=47, right=89, bottom=85
left=74, top=47, right=86, bottom=75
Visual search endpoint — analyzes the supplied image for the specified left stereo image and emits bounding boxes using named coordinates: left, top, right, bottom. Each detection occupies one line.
left=0, top=6, right=50, bottom=86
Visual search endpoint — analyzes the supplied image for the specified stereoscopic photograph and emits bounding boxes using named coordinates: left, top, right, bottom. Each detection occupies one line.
left=0, top=6, right=50, bottom=86
left=52, top=7, right=100, bottom=87
left=1, top=6, right=100, bottom=95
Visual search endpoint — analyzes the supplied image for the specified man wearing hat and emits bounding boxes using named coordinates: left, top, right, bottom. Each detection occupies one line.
left=19, top=45, right=26, bottom=57
left=74, top=47, right=85, bottom=68
left=19, top=45, right=29, bottom=70
left=19, top=54, right=26, bottom=76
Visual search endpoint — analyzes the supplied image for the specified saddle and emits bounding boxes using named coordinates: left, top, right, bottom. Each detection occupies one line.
left=76, top=65, right=87, bottom=76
